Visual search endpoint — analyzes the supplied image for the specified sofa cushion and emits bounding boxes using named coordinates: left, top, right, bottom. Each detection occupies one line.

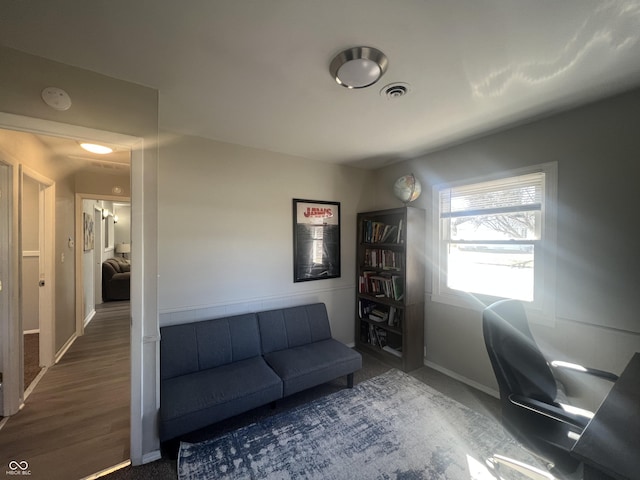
left=263, top=338, right=362, bottom=396
left=258, top=303, right=332, bottom=354
left=104, top=258, right=123, bottom=273
left=159, top=356, right=282, bottom=441
left=160, top=313, right=261, bottom=380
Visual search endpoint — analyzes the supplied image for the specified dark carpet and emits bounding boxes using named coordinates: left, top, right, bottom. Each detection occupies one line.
left=104, top=351, right=501, bottom=480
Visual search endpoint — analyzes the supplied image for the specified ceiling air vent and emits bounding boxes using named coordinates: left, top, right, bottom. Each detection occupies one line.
left=380, top=82, right=411, bottom=99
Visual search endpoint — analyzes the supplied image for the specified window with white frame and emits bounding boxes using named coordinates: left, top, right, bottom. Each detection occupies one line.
left=432, top=163, right=557, bottom=314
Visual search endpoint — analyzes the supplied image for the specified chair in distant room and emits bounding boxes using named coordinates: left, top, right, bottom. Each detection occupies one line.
left=482, top=299, right=618, bottom=476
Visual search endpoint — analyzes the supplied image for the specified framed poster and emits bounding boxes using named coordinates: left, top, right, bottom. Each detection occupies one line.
left=293, top=199, right=341, bottom=282
left=83, top=212, right=95, bottom=251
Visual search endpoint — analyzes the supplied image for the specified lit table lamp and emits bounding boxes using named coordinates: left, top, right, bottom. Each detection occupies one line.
left=115, top=243, right=130, bottom=259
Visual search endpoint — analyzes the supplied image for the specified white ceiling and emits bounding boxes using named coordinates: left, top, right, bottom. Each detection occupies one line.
left=35, top=134, right=131, bottom=176
left=2, top=0, right=640, bottom=169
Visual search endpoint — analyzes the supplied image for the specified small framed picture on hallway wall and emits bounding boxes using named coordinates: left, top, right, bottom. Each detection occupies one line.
left=83, top=212, right=94, bottom=251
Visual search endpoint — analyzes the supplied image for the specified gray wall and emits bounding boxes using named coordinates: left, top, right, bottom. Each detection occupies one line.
left=157, top=133, right=375, bottom=345
left=373, top=88, right=640, bottom=391
left=114, top=204, right=131, bottom=247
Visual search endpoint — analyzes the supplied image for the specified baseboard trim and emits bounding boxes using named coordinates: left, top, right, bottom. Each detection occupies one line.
left=84, top=309, right=96, bottom=328
left=141, top=450, right=162, bottom=464
left=424, top=360, right=499, bottom=399
left=23, top=329, right=40, bottom=335
left=79, top=460, right=132, bottom=480
left=55, top=332, right=78, bottom=364
left=23, top=366, right=48, bottom=402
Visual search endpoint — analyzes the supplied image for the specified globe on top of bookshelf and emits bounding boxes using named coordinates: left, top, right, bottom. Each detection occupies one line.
left=393, top=174, right=422, bottom=204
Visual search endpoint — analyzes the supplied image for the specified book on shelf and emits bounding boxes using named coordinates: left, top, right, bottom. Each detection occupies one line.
left=382, top=345, right=402, bottom=358
left=391, top=275, right=404, bottom=301
left=361, top=274, right=404, bottom=301
left=380, top=225, right=398, bottom=243
left=368, top=324, right=388, bottom=347
left=358, top=271, right=376, bottom=294
left=362, top=219, right=404, bottom=244
left=388, top=306, right=399, bottom=327
left=364, top=248, right=404, bottom=271
left=359, top=299, right=400, bottom=327
left=358, top=299, right=375, bottom=319
left=368, top=307, right=388, bottom=323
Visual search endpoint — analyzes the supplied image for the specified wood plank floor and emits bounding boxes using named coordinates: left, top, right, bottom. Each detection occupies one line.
left=0, top=301, right=131, bottom=480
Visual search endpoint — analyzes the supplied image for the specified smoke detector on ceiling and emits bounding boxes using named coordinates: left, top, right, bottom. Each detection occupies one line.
left=380, top=82, right=411, bottom=99
left=41, top=87, right=72, bottom=111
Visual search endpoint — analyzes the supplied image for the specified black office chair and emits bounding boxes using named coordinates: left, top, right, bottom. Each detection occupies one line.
left=482, top=299, right=618, bottom=476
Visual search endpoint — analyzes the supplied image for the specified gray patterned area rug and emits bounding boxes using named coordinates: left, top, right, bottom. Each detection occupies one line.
left=178, top=369, right=546, bottom=480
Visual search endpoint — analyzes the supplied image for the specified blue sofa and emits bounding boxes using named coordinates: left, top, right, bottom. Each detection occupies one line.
left=159, top=303, right=362, bottom=442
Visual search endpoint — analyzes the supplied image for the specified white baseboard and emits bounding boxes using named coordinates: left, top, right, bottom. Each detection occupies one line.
left=424, top=360, right=499, bottom=399
left=141, top=450, right=162, bottom=464
left=23, top=366, right=48, bottom=402
left=79, top=460, right=131, bottom=480
left=23, top=329, right=40, bottom=335
left=55, top=332, right=78, bottom=364
left=84, top=309, right=96, bottom=328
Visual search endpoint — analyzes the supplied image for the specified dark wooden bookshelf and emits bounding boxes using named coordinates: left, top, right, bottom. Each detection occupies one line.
left=355, top=207, right=425, bottom=372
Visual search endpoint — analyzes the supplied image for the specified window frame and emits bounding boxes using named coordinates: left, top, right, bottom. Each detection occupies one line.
left=431, top=162, right=557, bottom=325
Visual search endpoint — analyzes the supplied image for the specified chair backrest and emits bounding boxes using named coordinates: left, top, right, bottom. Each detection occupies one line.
left=482, top=299, right=557, bottom=405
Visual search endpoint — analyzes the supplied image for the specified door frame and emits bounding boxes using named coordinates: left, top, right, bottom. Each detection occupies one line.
left=94, top=205, right=103, bottom=310
left=75, top=193, right=131, bottom=336
left=0, top=160, right=13, bottom=415
left=20, top=166, right=55, bottom=370
left=0, top=112, right=148, bottom=464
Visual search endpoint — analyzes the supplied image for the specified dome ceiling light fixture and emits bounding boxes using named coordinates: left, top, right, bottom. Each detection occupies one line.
left=330, top=46, right=388, bottom=89
left=79, top=142, right=113, bottom=155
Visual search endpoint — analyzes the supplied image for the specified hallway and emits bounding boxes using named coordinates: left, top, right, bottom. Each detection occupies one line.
left=0, top=302, right=130, bottom=480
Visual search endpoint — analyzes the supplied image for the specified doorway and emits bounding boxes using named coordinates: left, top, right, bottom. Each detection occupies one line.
left=94, top=207, right=103, bottom=306
left=79, top=197, right=131, bottom=330
left=21, top=174, right=43, bottom=393
left=20, top=166, right=55, bottom=381
left=0, top=113, right=149, bottom=465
